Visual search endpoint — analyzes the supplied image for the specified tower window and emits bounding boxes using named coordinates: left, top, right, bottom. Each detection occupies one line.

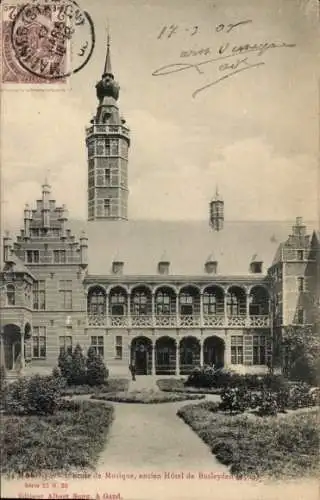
left=104, top=199, right=111, bottom=216
left=297, top=277, right=305, bottom=292
left=54, top=250, right=66, bottom=264
left=104, top=169, right=111, bottom=185
left=6, top=284, right=15, bottom=306
left=297, top=250, right=304, bottom=260
left=26, top=250, right=39, bottom=263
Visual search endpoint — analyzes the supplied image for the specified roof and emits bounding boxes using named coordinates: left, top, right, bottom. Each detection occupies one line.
left=71, top=219, right=307, bottom=276
left=2, top=254, right=36, bottom=280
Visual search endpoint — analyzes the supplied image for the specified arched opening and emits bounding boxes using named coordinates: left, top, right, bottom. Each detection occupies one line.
left=24, top=323, right=32, bottom=362
left=226, top=286, right=246, bottom=324
left=179, top=336, right=200, bottom=375
left=2, top=324, right=21, bottom=370
left=203, top=336, right=225, bottom=368
left=249, top=286, right=269, bottom=315
left=87, top=286, right=106, bottom=325
left=130, top=336, right=152, bottom=375
left=109, top=286, right=128, bottom=327
left=179, top=286, right=200, bottom=326
left=203, top=286, right=224, bottom=326
left=131, top=286, right=152, bottom=327
left=155, top=336, right=176, bottom=375
left=7, top=284, right=15, bottom=306
left=154, top=287, right=176, bottom=327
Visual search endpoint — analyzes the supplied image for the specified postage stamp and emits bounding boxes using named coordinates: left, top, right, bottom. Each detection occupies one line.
left=1, top=0, right=95, bottom=86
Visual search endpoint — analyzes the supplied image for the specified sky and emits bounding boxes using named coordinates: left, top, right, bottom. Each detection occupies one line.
left=1, top=0, right=319, bottom=232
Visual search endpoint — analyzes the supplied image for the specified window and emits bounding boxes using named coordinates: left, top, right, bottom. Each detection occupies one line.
left=231, top=336, right=243, bottom=364
left=103, top=199, right=111, bottom=217
left=180, top=293, right=193, bottom=315
left=250, top=262, right=262, bottom=273
left=297, top=308, right=305, bottom=324
left=104, top=168, right=111, bottom=185
left=115, top=336, right=122, bottom=359
left=33, top=280, right=46, bottom=310
left=59, top=336, right=72, bottom=355
left=227, top=293, right=240, bottom=316
left=110, top=292, right=126, bottom=315
left=33, top=326, right=46, bottom=358
left=30, top=228, right=39, bottom=237
left=203, top=292, right=217, bottom=315
left=297, top=250, right=304, bottom=260
left=26, top=250, right=39, bottom=263
left=54, top=250, right=66, bottom=263
left=59, top=280, right=72, bottom=309
left=155, top=291, right=173, bottom=315
left=132, top=291, right=148, bottom=315
left=297, top=277, right=305, bottom=292
left=253, top=336, right=266, bottom=365
left=88, top=287, right=106, bottom=315
left=110, top=139, right=118, bottom=155
left=6, top=284, right=15, bottom=305
left=91, top=336, right=104, bottom=357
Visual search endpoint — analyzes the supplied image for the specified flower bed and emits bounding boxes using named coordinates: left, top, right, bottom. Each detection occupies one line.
left=61, top=378, right=129, bottom=396
left=178, top=401, right=319, bottom=479
left=1, top=400, right=114, bottom=476
left=92, top=389, right=205, bottom=404
left=157, top=378, right=222, bottom=394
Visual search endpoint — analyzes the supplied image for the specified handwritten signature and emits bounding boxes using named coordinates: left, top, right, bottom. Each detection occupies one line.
left=152, top=41, right=296, bottom=98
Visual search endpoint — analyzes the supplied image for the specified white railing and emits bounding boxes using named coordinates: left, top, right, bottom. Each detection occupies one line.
left=203, top=314, right=225, bottom=327
left=109, top=315, right=129, bottom=328
left=154, top=314, right=177, bottom=327
left=178, top=315, right=201, bottom=327
left=249, top=315, right=270, bottom=327
left=86, top=313, right=270, bottom=328
left=131, top=315, right=153, bottom=327
left=86, top=124, right=130, bottom=138
left=88, top=314, right=106, bottom=326
left=227, top=315, right=247, bottom=327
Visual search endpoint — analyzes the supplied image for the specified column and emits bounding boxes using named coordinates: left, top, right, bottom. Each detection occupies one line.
left=127, top=293, right=131, bottom=328
left=106, top=291, right=109, bottom=328
left=200, top=339, right=204, bottom=367
left=246, top=289, right=250, bottom=327
left=200, top=292, right=204, bottom=327
left=224, top=290, right=228, bottom=326
left=20, top=329, right=25, bottom=370
left=151, top=343, right=156, bottom=375
left=224, top=332, right=231, bottom=367
left=151, top=291, right=155, bottom=327
left=175, top=340, right=180, bottom=376
left=176, top=294, right=179, bottom=327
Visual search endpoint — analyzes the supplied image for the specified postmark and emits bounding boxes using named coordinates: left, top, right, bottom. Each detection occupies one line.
left=1, top=0, right=95, bottom=84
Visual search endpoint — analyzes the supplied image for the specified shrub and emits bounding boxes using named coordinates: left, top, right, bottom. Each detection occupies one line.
left=288, top=382, right=315, bottom=409
left=220, top=387, right=251, bottom=414
left=5, top=375, right=65, bottom=416
left=1, top=366, right=7, bottom=408
left=86, top=347, right=109, bottom=386
left=70, top=344, right=86, bottom=385
left=58, top=348, right=73, bottom=384
left=257, top=391, right=278, bottom=416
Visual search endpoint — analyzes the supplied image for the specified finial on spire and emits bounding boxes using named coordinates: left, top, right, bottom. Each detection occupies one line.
left=103, top=23, right=113, bottom=77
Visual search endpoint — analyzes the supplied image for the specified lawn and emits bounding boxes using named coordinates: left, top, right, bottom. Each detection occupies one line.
left=178, top=401, right=319, bottom=479
left=92, top=389, right=206, bottom=404
left=1, top=400, right=114, bottom=477
left=157, top=378, right=222, bottom=394
left=61, top=377, right=129, bottom=396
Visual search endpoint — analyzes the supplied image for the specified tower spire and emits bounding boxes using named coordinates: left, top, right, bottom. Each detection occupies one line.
left=103, top=25, right=113, bottom=77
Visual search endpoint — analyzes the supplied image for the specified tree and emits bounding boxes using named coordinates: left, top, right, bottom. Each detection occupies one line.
left=58, top=347, right=73, bottom=384
left=282, top=326, right=320, bottom=385
left=86, top=346, right=108, bottom=386
left=71, top=344, right=86, bottom=385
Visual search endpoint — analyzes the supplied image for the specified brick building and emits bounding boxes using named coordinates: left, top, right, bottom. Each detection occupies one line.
left=1, top=38, right=319, bottom=376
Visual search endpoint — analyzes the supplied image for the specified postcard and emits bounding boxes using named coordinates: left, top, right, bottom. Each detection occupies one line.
left=0, top=0, right=319, bottom=499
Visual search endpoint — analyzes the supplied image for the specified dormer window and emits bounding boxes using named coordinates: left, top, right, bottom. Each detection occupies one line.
left=112, top=261, right=124, bottom=275
left=297, top=250, right=304, bottom=261
left=250, top=262, right=263, bottom=274
left=158, top=261, right=170, bottom=275
left=205, top=260, right=218, bottom=274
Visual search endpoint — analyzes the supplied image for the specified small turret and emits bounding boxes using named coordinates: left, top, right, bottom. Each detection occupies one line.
left=23, top=204, right=32, bottom=238
left=42, top=181, right=51, bottom=228
left=79, top=231, right=88, bottom=269
left=205, top=254, right=218, bottom=274
left=58, top=204, right=68, bottom=239
left=209, top=187, right=224, bottom=231
left=3, top=232, right=14, bottom=263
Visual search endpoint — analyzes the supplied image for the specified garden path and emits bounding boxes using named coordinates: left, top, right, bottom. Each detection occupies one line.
left=95, top=396, right=227, bottom=473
